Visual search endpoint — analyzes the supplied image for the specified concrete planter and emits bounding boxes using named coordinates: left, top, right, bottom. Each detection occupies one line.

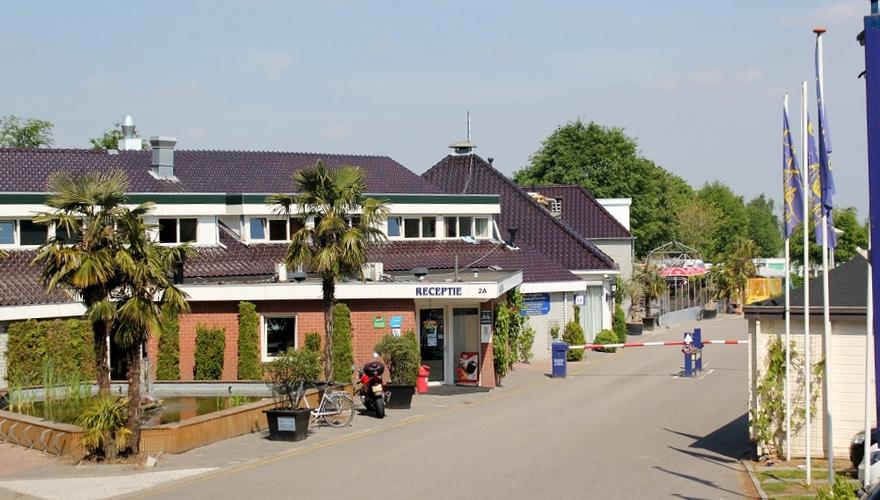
left=625, top=322, right=644, bottom=335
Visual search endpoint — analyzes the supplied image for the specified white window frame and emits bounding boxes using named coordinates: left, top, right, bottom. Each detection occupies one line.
left=248, top=216, right=306, bottom=243
left=261, top=314, right=298, bottom=362
left=474, top=217, right=489, bottom=238
left=0, top=219, right=17, bottom=248
left=158, top=217, right=198, bottom=245
left=0, top=219, right=52, bottom=248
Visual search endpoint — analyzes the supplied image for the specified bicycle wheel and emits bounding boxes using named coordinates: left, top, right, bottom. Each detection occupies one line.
left=322, top=393, right=355, bottom=427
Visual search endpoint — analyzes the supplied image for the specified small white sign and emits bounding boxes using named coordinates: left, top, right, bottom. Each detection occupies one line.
left=481, top=324, right=491, bottom=343
left=392, top=328, right=402, bottom=337
left=575, top=295, right=585, bottom=306
left=684, top=333, right=693, bottom=344
left=277, top=417, right=296, bottom=432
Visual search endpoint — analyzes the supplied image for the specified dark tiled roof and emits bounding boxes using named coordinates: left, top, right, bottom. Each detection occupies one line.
left=529, top=185, right=631, bottom=239
left=744, top=254, right=868, bottom=315
left=421, top=155, right=616, bottom=271
left=186, top=229, right=578, bottom=284
left=0, top=149, right=441, bottom=194
left=0, top=250, right=73, bottom=307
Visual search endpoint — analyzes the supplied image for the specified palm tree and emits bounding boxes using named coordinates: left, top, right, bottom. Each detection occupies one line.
left=268, top=161, right=387, bottom=380
left=635, top=262, right=666, bottom=317
left=34, top=170, right=188, bottom=452
left=726, top=239, right=758, bottom=309
left=33, top=170, right=133, bottom=393
left=112, top=211, right=189, bottom=451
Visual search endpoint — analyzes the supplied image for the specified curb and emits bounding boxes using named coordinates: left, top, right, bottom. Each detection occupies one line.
left=741, top=461, right=768, bottom=500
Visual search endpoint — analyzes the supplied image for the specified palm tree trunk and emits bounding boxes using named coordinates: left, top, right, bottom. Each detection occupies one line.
left=125, top=342, right=142, bottom=454
left=94, top=320, right=111, bottom=394
left=322, top=275, right=336, bottom=381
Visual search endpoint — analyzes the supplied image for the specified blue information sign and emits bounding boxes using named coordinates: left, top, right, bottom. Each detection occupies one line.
left=522, top=293, right=551, bottom=316
left=389, top=316, right=403, bottom=329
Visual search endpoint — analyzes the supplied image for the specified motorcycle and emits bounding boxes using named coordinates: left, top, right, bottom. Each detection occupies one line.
left=356, top=358, right=389, bottom=418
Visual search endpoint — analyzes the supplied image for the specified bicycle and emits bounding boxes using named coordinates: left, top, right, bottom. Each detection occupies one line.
left=293, top=380, right=355, bottom=428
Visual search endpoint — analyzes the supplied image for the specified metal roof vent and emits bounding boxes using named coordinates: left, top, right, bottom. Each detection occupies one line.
left=150, top=136, right=177, bottom=179
left=449, top=139, right=477, bottom=155
left=117, top=115, right=143, bottom=151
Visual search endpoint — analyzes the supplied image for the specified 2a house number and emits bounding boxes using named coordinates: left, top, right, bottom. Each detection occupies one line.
left=478, top=287, right=487, bottom=294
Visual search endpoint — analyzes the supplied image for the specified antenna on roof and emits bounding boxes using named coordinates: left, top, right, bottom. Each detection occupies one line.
left=449, top=111, right=476, bottom=155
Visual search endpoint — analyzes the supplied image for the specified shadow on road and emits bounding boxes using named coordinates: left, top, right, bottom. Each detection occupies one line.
left=654, top=466, right=750, bottom=499
left=656, top=413, right=754, bottom=497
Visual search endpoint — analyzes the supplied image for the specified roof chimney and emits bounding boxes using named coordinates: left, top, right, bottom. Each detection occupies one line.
left=506, top=227, right=518, bottom=248
left=150, top=136, right=177, bottom=179
left=117, top=115, right=143, bottom=151
left=449, top=140, right=476, bottom=155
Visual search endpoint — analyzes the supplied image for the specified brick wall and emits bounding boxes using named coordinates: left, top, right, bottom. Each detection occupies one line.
left=149, top=299, right=416, bottom=382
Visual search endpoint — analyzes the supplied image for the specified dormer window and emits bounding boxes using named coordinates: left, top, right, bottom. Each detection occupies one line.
left=159, top=218, right=197, bottom=244
left=0, top=221, right=15, bottom=245
left=248, top=217, right=304, bottom=242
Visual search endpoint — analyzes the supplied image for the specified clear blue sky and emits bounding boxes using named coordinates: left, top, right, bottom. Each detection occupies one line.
left=1, top=1, right=871, bottom=217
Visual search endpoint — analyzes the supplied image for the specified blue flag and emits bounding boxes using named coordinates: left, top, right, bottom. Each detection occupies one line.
left=816, top=44, right=836, bottom=213
left=807, top=114, right=837, bottom=248
left=782, top=104, right=804, bottom=238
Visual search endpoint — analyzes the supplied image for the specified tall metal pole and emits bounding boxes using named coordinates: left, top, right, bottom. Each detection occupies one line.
left=815, top=27, right=835, bottom=482
left=864, top=0, right=880, bottom=432
left=784, top=94, right=793, bottom=462
left=866, top=241, right=874, bottom=487
left=802, top=80, right=813, bottom=485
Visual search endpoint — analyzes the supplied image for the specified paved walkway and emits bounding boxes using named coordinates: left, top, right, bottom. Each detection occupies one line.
left=0, top=315, right=754, bottom=499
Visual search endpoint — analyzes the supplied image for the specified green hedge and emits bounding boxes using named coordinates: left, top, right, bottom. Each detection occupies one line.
left=331, top=303, right=354, bottom=383
left=305, top=332, right=322, bottom=353
left=156, top=311, right=180, bottom=380
left=562, top=321, right=585, bottom=361
left=6, top=319, right=95, bottom=386
left=375, top=331, right=420, bottom=385
left=237, top=302, right=262, bottom=380
left=613, top=303, right=627, bottom=344
left=194, top=324, right=226, bottom=380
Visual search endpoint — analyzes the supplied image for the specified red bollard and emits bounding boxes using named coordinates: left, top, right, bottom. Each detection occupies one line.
left=417, top=365, right=430, bottom=394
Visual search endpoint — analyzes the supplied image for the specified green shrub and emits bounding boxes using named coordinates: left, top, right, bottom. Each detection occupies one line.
left=375, top=331, right=420, bottom=385
left=518, top=325, right=535, bottom=363
left=194, top=324, right=226, bottom=380
left=493, top=301, right=514, bottom=381
left=331, top=303, right=354, bottom=383
left=562, top=321, right=585, bottom=361
left=237, top=302, right=262, bottom=380
left=6, top=319, right=95, bottom=386
left=549, top=323, right=561, bottom=341
left=593, top=329, right=619, bottom=353
left=265, top=348, right=322, bottom=409
left=156, top=310, right=180, bottom=381
left=305, top=332, right=322, bottom=353
left=613, top=303, right=627, bottom=344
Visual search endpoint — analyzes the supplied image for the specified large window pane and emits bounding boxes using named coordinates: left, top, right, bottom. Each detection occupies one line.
left=289, top=218, right=304, bottom=238
left=179, top=218, right=197, bottom=243
left=57, top=224, right=82, bottom=245
left=158, top=219, right=177, bottom=243
left=474, top=218, right=489, bottom=238
left=404, top=218, right=420, bottom=238
left=422, top=217, right=436, bottom=238
left=387, top=217, right=401, bottom=237
left=265, top=316, right=296, bottom=358
left=445, top=217, right=457, bottom=238
left=459, top=216, right=473, bottom=237
left=268, top=219, right=287, bottom=241
left=249, top=218, right=266, bottom=240
left=0, top=221, right=14, bottom=244
left=20, top=220, right=47, bottom=245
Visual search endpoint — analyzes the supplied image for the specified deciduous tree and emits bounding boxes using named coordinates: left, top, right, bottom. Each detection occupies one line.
left=0, top=115, right=53, bottom=148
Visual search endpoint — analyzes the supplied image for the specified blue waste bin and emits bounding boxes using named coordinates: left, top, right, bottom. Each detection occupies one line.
left=551, top=342, right=568, bottom=378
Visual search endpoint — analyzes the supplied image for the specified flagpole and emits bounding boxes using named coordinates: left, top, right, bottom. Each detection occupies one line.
left=802, top=79, right=813, bottom=485
left=866, top=242, right=873, bottom=488
left=815, top=27, right=835, bottom=481
left=784, top=93, right=793, bottom=462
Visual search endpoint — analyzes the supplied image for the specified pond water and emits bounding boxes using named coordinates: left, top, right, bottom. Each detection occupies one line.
left=8, top=396, right=264, bottom=426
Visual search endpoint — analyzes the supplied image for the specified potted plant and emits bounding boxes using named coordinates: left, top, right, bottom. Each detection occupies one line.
left=264, top=347, right=321, bottom=441
left=623, top=276, right=645, bottom=335
left=374, top=331, right=420, bottom=409
left=636, top=263, right=666, bottom=331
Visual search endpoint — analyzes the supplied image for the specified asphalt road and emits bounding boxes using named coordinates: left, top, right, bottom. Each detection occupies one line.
left=137, top=316, right=754, bottom=500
